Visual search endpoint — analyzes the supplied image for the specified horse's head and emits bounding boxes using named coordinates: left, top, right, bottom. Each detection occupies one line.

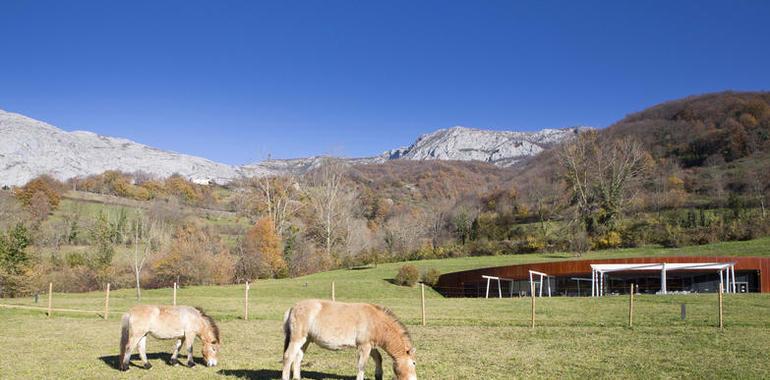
left=202, top=339, right=220, bottom=367
left=196, top=307, right=221, bottom=367
left=393, top=346, right=417, bottom=380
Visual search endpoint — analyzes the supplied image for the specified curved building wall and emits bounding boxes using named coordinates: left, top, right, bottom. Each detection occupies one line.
left=434, top=256, right=770, bottom=297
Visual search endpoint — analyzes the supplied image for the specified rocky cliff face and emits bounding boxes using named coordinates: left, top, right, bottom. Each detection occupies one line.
left=385, top=125, right=587, bottom=166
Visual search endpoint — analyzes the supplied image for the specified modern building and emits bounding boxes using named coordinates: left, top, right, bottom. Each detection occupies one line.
left=434, top=256, right=770, bottom=297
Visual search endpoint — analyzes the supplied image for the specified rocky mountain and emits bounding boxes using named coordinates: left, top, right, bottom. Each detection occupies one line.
left=247, top=126, right=587, bottom=173
left=0, top=109, right=269, bottom=186
left=384, top=125, right=588, bottom=166
left=0, top=108, right=584, bottom=186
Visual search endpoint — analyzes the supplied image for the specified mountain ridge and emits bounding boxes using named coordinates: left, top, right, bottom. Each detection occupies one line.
left=0, top=108, right=584, bottom=186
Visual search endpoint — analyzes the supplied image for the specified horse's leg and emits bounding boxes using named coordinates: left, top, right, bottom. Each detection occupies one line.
left=138, top=336, right=152, bottom=369
left=282, top=336, right=306, bottom=380
left=121, top=335, right=140, bottom=371
left=184, top=331, right=196, bottom=367
left=356, top=343, right=373, bottom=380
left=370, top=348, right=383, bottom=380
left=169, top=338, right=183, bottom=365
left=292, top=341, right=310, bottom=380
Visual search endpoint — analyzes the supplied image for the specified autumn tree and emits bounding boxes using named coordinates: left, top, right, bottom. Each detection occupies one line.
left=16, top=175, right=64, bottom=214
left=151, top=222, right=235, bottom=286
left=236, top=217, right=288, bottom=280
left=238, top=176, right=303, bottom=237
left=28, top=191, right=52, bottom=224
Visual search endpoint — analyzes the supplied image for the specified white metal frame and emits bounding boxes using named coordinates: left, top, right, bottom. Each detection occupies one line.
left=529, top=270, right=551, bottom=298
left=482, top=275, right=513, bottom=298
left=590, top=262, right=737, bottom=297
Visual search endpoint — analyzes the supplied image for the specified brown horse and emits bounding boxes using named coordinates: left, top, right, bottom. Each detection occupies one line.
left=118, top=305, right=220, bottom=371
left=282, top=299, right=417, bottom=380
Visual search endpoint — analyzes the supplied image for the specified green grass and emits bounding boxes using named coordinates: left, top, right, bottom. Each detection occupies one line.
left=2, top=238, right=770, bottom=379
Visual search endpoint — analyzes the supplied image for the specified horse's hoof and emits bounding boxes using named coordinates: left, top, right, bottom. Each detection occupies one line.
left=188, top=361, right=196, bottom=368
left=144, top=362, right=152, bottom=370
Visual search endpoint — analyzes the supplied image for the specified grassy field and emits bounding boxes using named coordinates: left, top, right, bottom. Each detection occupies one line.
left=2, top=238, right=770, bottom=379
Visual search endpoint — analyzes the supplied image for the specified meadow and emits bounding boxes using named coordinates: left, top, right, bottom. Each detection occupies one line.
left=2, top=238, right=770, bottom=379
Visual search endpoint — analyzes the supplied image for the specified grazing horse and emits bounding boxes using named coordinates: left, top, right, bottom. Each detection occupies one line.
left=118, top=305, right=220, bottom=371
left=282, top=299, right=417, bottom=380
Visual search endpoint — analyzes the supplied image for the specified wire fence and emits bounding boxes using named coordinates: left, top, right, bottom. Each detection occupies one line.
left=0, top=280, right=744, bottom=331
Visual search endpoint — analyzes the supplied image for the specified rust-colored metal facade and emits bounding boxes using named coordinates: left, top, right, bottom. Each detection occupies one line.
left=435, top=256, right=770, bottom=297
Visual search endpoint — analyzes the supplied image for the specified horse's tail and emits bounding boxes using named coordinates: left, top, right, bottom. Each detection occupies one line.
left=282, top=307, right=293, bottom=355
left=119, top=313, right=130, bottom=368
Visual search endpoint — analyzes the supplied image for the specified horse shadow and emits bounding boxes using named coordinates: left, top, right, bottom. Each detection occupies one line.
left=218, top=369, right=355, bottom=380
left=98, top=352, right=207, bottom=370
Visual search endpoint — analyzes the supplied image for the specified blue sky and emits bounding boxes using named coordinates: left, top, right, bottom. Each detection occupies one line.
left=1, top=1, right=769, bottom=164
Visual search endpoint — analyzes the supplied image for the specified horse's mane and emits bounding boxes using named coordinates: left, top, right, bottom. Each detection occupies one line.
left=372, top=304, right=412, bottom=344
left=195, top=307, right=220, bottom=343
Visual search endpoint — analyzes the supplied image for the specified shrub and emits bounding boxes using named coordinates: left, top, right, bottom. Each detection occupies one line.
left=421, top=268, right=441, bottom=286
left=660, top=225, right=684, bottom=248
left=395, top=264, right=419, bottom=287
left=467, top=240, right=497, bottom=256
left=592, top=231, right=622, bottom=250
left=518, top=235, right=545, bottom=253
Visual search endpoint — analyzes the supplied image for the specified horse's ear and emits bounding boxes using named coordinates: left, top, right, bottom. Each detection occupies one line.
left=407, top=347, right=416, bottom=356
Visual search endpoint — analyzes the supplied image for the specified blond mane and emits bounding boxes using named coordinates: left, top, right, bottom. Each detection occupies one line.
left=372, top=304, right=412, bottom=346
left=195, top=307, right=220, bottom=343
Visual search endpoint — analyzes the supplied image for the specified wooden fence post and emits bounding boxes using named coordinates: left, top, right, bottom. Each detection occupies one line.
left=718, top=283, right=724, bottom=330
left=628, top=283, right=634, bottom=328
left=173, top=282, right=177, bottom=306
left=331, top=281, right=336, bottom=302
left=47, top=282, right=53, bottom=318
left=530, top=281, right=536, bottom=328
left=421, top=283, right=426, bottom=326
left=104, top=283, right=111, bottom=320
left=244, top=281, right=250, bottom=320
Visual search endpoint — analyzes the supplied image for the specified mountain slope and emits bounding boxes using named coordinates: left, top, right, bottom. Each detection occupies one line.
left=0, top=109, right=584, bottom=186
left=509, top=91, right=770, bottom=197
left=0, top=109, right=259, bottom=186
left=388, top=126, right=587, bottom=166
left=604, top=91, right=770, bottom=166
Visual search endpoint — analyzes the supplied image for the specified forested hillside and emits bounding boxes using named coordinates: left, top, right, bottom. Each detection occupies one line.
left=1, top=92, right=769, bottom=296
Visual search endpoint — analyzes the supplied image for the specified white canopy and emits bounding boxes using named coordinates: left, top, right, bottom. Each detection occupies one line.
left=482, top=270, right=552, bottom=298
left=591, top=262, right=736, bottom=296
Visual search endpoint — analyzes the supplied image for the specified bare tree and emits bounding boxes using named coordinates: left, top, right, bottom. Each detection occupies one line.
left=0, top=192, right=25, bottom=231
left=130, top=214, right=163, bottom=301
left=305, top=159, right=357, bottom=264
left=559, top=131, right=651, bottom=234
left=256, top=176, right=303, bottom=237
left=425, top=200, right=452, bottom=251
left=749, top=169, right=768, bottom=219
left=383, top=210, right=426, bottom=258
